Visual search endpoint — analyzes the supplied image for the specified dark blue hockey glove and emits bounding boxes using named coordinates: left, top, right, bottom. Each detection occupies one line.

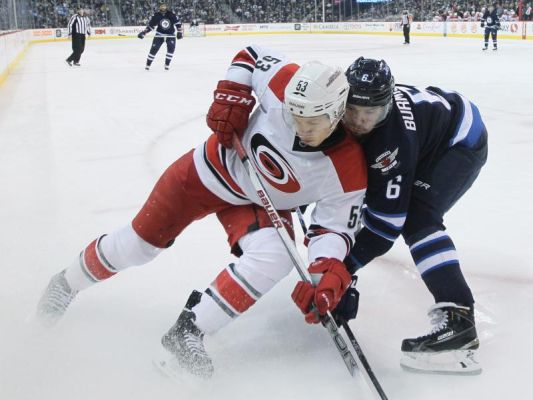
left=137, top=31, right=145, bottom=39
left=331, top=275, right=359, bottom=325
left=176, top=31, right=183, bottom=40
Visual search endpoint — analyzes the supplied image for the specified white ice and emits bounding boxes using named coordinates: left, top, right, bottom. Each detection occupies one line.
left=1, top=33, right=532, bottom=400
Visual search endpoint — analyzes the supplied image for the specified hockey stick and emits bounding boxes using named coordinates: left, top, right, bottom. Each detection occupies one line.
left=295, top=208, right=389, bottom=400
left=231, top=135, right=358, bottom=377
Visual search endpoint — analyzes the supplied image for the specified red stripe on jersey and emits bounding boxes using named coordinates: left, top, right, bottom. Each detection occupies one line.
left=268, top=63, right=300, bottom=102
left=83, top=239, right=116, bottom=281
left=232, top=49, right=256, bottom=67
left=205, top=134, right=246, bottom=197
left=323, top=134, right=367, bottom=193
left=212, top=269, right=256, bottom=313
left=303, top=228, right=351, bottom=255
left=303, top=227, right=329, bottom=247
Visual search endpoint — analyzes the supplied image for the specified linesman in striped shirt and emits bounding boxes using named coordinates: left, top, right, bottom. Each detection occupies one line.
left=66, top=8, right=91, bottom=67
left=401, top=10, right=413, bottom=44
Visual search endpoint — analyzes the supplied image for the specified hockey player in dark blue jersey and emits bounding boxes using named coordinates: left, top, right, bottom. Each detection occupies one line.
left=137, top=2, right=183, bottom=70
left=481, top=4, right=500, bottom=50
left=335, top=57, right=488, bottom=374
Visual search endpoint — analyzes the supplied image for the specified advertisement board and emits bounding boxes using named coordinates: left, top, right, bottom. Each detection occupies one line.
left=26, top=21, right=532, bottom=43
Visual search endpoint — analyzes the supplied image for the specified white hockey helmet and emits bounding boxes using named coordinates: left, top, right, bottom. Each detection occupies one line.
left=284, top=61, right=349, bottom=130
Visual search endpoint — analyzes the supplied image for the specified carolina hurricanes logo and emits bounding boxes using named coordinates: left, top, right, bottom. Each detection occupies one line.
left=250, top=133, right=301, bottom=193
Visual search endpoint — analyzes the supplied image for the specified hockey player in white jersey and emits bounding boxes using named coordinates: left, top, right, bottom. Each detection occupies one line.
left=36, top=44, right=367, bottom=379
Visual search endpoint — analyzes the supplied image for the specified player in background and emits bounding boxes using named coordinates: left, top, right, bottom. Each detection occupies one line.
left=326, top=57, right=488, bottom=374
left=36, top=44, right=367, bottom=379
left=137, top=1, right=183, bottom=70
left=401, top=10, right=412, bottom=44
left=481, top=4, right=501, bottom=50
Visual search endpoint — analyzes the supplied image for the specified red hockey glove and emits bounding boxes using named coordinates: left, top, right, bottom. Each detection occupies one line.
left=206, top=80, right=256, bottom=149
left=291, top=258, right=352, bottom=324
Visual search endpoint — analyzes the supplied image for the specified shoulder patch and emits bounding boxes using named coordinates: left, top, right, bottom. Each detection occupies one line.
left=267, top=63, right=300, bottom=102
left=370, top=147, right=400, bottom=173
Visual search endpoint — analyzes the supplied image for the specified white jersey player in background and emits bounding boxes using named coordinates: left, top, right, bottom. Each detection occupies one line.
left=36, top=44, right=368, bottom=378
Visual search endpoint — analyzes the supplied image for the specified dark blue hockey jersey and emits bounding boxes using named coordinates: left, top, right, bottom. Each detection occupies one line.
left=481, top=9, right=500, bottom=29
left=145, top=11, right=181, bottom=37
left=346, top=85, right=486, bottom=271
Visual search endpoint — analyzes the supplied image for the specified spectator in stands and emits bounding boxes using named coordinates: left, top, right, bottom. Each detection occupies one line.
left=524, top=3, right=531, bottom=20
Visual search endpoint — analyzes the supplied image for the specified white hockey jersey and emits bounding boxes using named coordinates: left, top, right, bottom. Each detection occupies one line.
left=193, top=44, right=367, bottom=262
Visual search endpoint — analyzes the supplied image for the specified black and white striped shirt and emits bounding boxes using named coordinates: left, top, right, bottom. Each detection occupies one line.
left=68, top=14, right=91, bottom=36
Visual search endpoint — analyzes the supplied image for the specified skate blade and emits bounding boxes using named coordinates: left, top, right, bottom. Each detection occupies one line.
left=153, top=346, right=190, bottom=382
left=152, top=346, right=213, bottom=383
left=26, top=309, right=59, bottom=329
left=400, top=349, right=482, bottom=375
left=152, top=353, right=185, bottom=381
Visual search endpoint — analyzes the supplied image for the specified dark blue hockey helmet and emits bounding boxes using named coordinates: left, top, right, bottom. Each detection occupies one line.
left=346, top=57, right=395, bottom=107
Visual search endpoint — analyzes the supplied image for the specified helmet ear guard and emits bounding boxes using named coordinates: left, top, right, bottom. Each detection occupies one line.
left=284, top=61, right=349, bottom=129
left=345, top=57, right=395, bottom=107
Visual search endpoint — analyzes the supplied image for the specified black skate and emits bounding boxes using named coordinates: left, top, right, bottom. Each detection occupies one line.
left=65, top=59, right=72, bottom=67
left=36, top=270, right=78, bottom=327
left=482, top=45, right=488, bottom=51
left=400, top=302, right=481, bottom=374
left=156, top=291, right=214, bottom=379
left=164, top=65, right=170, bottom=71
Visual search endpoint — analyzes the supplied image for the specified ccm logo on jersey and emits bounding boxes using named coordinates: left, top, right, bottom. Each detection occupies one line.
left=215, top=93, right=255, bottom=106
left=370, top=148, right=399, bottom=173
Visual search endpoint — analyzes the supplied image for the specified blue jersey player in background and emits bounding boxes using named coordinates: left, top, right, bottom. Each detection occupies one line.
left=481, top=4, right=501, bottom=51
left=333, top=57, right=488, bottom=374
left=137, top=2, right=183, bottom=70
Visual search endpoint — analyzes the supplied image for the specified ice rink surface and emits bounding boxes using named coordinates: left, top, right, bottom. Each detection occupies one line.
left=1, top=33, right=532, bottom=400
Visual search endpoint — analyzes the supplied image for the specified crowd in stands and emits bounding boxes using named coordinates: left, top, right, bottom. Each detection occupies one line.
left=119, top=0, right=231, bottom=26
left=352, top=1, right=528, bottom=22
left=420, top=1, right=526, bottom=22
left=18, top=0, right=533, bottom=29
left=29, top=1, right=111, bottom=28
